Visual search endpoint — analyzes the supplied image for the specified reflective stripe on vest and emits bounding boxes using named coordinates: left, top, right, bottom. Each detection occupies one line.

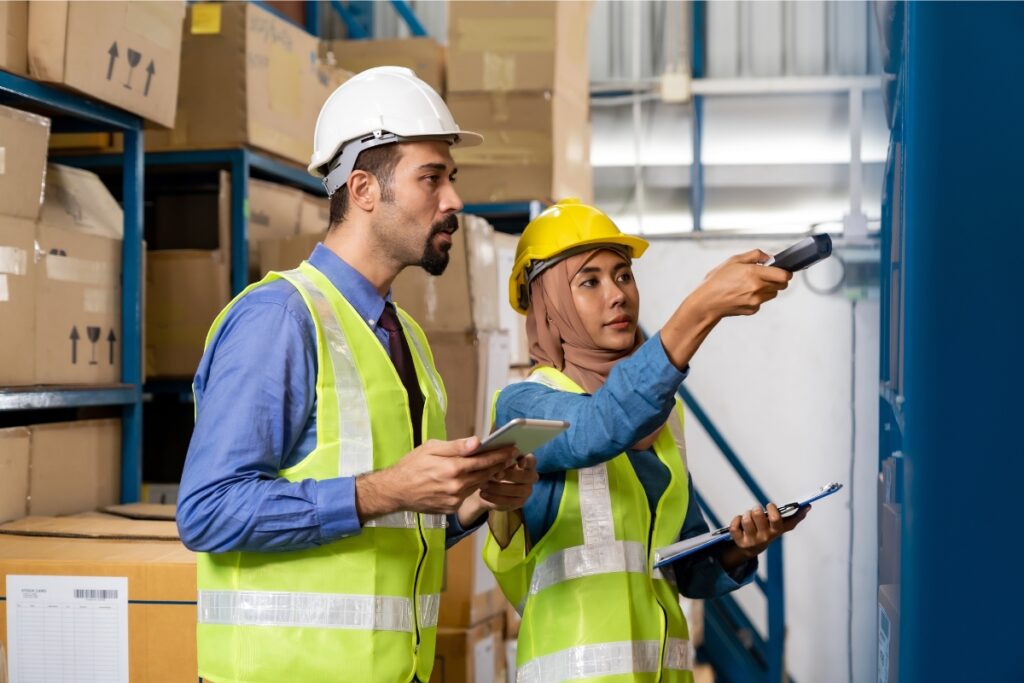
left=365, top=511, right=447, bottom=529
left=290, top=270, right=374, bottom=477
left=397, top=308, right=447, bottom=415
left=198, top=590, right=442, bottom=632
left=516, top=638, right=693, bottom=683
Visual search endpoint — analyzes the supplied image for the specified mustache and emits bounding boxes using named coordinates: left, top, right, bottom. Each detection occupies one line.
left=429, top=214, right=459, bottom=238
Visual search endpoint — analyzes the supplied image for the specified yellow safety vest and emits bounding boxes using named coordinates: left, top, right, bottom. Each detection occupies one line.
left=195, top=261, right=448, bottom=683
left=484, top=366, right=695, bottom=683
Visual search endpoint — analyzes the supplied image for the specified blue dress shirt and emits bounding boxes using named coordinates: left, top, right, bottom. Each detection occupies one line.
left=177, top=244, right=479, bottom=553
left=495, top=335, right=757, bottom=599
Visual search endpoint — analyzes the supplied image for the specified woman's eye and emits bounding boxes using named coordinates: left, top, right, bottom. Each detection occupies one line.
left=579, top=278, right=597, bottom=288
left=618, top=272, right=634, bottom=284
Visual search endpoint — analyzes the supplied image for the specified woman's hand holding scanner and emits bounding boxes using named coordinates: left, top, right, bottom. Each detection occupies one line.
left=720, top=503, right=811, bottom=570
left=661, top=249, right=792, bottom=371
left=354, top=437, right=519, bottom=523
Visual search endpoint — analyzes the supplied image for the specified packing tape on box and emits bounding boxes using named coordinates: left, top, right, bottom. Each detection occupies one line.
left=453, top=132, right=553, bottom=166
left=455, top=19, right=554, bottom=53
left=0, top=274, right=8, bottom=302
left=0, top=106, right=51, bottom=131
left=84, top=288, right=114, bottom=314
left=0, top=147, right=5, bottom=175
left=45, top=254, right=114, bottom=286
left=0, top=246, right=27, bottom=275
left=483, top=53, right=516, bottom=92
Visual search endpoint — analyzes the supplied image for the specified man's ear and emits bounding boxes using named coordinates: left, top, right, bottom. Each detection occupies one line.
left=347, top=170, right=378, bottom=212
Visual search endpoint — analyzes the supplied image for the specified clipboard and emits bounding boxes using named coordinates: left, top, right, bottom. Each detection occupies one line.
left=653, top=482, right=843, bottom=568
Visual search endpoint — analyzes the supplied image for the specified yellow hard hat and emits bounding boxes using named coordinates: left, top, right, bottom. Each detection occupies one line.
left=509, top=198, right=649, bottom=314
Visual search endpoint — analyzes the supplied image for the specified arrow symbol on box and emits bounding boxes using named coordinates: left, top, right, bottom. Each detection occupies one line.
left=70, top=326, right=80, bottom=364
left=107, top=329, right=117, bottom=365
left=144, top=60, right=155, bottom=97
left=106, top=42, right=119, bottom=81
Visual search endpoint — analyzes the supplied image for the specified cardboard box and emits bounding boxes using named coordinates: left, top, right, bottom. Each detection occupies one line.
left=505, top=639, right=517, bottom=683
left=146, top=2, right=333, bottom=165
left=440, top=527, right=505, bottom=629
left=447, top=0, right=590, bottom=96
left=299, top=191, right=330, bottom=236
left=146, top=250, right=230, bottom=378
left=35, top=164, right=123, bottom=385
left=393, top=214, right=500, bottom=333
left=28, top=419, right=120, bottom=517
left=257, top=233, right=321, bottom=277
left=492, top=231, right=530, bottom=366
left=0, top=217, right=36, bottom=385
left=449, top=91, right=592, bottom=204
left=247, top=177, right=303, bottom=278
left=0, top=428, right=30, bottom=524
left=146, top=170, right=230, bottom=378
left=432, top=612, right=506, bottom=683
left=0, top=1, right=27, bottom=76
left=0, top=104, right=49, bottom=221
left=878, top=583, right=899, bottom=683
left=505, top=602, right=521, bottom=639
left=429, top=330, right=511, bottom=441
left=0, top=518, right=197, bottom=683
left=141, top=483, right=180, bottom=505
left=325, top=37, right=445, bottom=94
left=27, top=1, right=185, bottom=127
left=681, top=597, right=704, bottom=648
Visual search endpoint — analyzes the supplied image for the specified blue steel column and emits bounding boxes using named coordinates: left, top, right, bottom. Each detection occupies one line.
left=690, top=0, right=705, bottom=232
left=899, top=2, right=1024, bottom=680
left=120, top=125, right=144, bottom=503
left=230, top=150, right=251, bottom=295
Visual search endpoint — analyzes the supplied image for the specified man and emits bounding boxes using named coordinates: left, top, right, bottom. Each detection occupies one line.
left=177, top=67, right=538, bottom=683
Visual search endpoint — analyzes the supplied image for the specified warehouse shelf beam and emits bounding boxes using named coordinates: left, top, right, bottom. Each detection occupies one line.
left=0, top=70, right=144, bottom=504
left=330, top=0, right=371, bottom=39
left=0, top=385, right=141, bottom=411
left=389, top=0, right=428, bottom=37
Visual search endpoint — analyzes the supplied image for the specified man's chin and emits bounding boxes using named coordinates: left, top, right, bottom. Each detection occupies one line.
left=420, top=251, right=450, bottom=276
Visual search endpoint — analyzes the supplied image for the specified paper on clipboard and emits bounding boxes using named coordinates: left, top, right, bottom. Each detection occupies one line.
left=653, top=482, right=842, bottom=568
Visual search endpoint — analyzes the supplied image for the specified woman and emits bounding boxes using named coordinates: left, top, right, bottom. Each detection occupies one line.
left=484, top=199, right=810, bottom=683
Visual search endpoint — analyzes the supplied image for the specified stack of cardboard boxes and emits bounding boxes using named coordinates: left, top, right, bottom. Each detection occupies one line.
left=144, top=172, right=328, bottom=378
left=446, top=0, right=593, bottom=204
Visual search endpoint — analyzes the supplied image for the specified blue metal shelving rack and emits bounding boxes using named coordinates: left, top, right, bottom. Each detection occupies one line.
left=66, top=148, right=326, bottom=297
left=0, top=70, right=145, bottom=504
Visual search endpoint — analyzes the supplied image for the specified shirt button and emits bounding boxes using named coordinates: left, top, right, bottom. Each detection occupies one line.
left=368, top=318, right=375, bottom=325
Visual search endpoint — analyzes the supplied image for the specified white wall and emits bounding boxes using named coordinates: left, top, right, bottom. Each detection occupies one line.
left=632, top=237, right=878, bottom=683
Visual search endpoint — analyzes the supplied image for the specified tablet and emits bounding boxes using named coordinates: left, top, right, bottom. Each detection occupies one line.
left=467, top=418, right=570, bottom=456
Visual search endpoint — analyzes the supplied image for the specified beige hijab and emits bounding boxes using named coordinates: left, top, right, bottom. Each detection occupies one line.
left=526, top=248, right=662, bottom=450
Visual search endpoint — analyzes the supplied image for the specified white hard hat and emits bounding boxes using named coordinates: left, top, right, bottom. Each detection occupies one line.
left=308, top=66, right=483, bottom=196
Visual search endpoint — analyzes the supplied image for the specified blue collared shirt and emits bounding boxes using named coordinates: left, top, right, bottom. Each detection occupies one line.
left=495, top=335, right=757, bottom=599
left=177, top=244, right=479, bottom=553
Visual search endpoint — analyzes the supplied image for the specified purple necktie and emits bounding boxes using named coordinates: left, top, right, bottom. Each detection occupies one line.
left=378, top=302, right=425, bottom=447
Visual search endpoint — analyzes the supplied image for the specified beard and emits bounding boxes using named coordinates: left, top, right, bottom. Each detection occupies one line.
left=419, top=214, right=459, bottom=275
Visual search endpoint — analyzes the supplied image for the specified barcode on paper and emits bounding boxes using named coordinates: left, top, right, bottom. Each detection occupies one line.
left=74, top=589, right=120, bottom=600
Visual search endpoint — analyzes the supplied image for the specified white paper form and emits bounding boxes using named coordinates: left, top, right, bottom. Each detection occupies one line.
left=6, top=575, right=128, bottom=683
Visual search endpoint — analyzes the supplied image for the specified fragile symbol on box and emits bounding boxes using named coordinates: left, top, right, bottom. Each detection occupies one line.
left=69, top=326, right=117, bottom=365
left=105, top=42, right=156, bottom=96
